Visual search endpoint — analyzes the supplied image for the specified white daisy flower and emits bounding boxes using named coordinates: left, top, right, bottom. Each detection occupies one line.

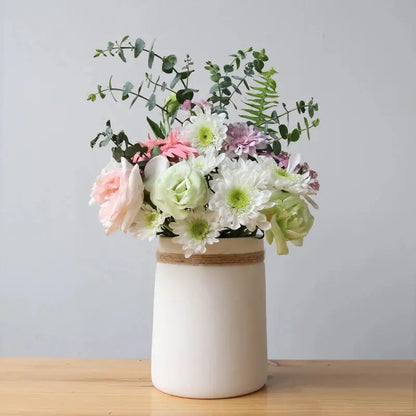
left=182, top=106, right=227, bottom=154
left=209, top=158, right=273, bottom=232
left=129, top=204, right=165, bottom=241
left=188, top=147, right=226, bottom=175
left=171, top=209, right=221, bottom=258
left=261, top=154, right=317, bottom=196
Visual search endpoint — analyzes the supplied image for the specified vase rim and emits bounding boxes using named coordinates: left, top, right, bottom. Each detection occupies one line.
left=158, top=236, right=264, bottom=256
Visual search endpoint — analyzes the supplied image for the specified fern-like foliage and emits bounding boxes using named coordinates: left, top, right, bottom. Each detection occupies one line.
left=240, top=68, right=279, bottom=128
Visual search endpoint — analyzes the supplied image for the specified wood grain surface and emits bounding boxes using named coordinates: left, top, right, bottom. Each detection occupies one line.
left=0, top=358, right=414, bottom=415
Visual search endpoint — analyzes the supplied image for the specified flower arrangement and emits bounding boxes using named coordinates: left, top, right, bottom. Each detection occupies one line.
left=88, top=36, right=320, bottom=257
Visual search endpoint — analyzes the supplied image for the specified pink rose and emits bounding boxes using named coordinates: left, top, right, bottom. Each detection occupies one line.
left=90, top=158, right=144, bottom=235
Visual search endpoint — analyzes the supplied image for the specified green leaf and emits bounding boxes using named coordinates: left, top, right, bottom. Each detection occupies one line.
left=278, top=124, right=288, bottom=139
left=124, top=143, right=144, bottom=159
left=151, top=146, right=161, bottom=157
left=112, top=147, right=124, bottom=162
left=129, top=82, right=143, bottom=109
left=87, top=93, right=96, bottom=102
left=94, top=49, right=107, bottom=58
left=241, top=108, right=261, bottom=116
left=308, top=105, right=314, bottom=118
left=220, top=76, right=232, bottom=88
left=107, top=42, right=114, bottom=54
left=147, top=117, right=165, bottom=139
left=147, top=93, right=156, bottom=110
left=121, top=35, right=129, bottom=44
left=290, top=128, right=300, bottom=142
left=224, top=64, right=234, bottom=73
left=253, top=49, right=268, bottom=61
left=210, top=73, right=221, bottom=82
left=311, top=118, right=320, bottom=127
left=159, top=123, right=167, bottom=137
left=240, top=114, right=258, bottom=122
left=118, top=49, right=126, bottom=63
left=134, top=38, right=145, bottom=57
left=180, top=70, right=194, bottom=79
left=114, top=131, right=128, bottom=147
left=253, top=60, right=264, bottom=73
left=162, top=55, right=177, bottom=73
left=176, top=89, right=194, bottom=104
left=122, top=81, right=134, bottom=100
left=232, top=83, right=242, bottom=94
left=272, top=140, right=281, bottom=155
left=90, top=131, right=104, bottom=148
left=97, top=85, right=106, bottom=99
left=170, top=73, right=181, bottom=89
left=148, top=51, right=155, bottom=68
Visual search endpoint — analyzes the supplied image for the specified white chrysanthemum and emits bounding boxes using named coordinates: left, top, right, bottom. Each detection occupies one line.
left=171, top=209, right=221, bottom=258
left=261, top=154, right=316, bottom=196
left=209, top=158, right=274, bottom=232
left=188, top=147, right=226, bottom=175
left=129, top=204, right=165, bottom=241
left=182, top=106, right=227, bottom=154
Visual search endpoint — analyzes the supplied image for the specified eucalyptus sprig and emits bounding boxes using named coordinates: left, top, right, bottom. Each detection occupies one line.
left=90, top=120, right=149, bottom=163
left=88, top=35, right=197, bottom=131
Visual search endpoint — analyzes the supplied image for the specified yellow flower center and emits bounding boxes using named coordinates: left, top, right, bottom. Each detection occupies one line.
left=145, top=213, right=157, bottom=228
left=198, top=125, right=214, bottom=146
left=228, top=187, right=250, bottom=211
left=189, top=219, right=210, bottom=240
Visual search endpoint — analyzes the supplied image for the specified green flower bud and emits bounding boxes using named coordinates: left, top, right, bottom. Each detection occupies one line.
left=165, top=92, right=180, bottom=115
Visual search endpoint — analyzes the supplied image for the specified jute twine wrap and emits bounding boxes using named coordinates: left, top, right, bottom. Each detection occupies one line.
left=156, top=250, right=265, bottom=265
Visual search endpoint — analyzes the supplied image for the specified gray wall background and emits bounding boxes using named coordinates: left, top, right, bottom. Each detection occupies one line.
left=1, top=0, right=415, bottom=359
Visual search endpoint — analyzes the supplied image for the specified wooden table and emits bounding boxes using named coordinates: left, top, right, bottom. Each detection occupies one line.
left=0, top=358, right=414, bottom=415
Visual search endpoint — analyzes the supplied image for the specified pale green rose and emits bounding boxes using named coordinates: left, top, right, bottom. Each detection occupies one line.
left=150, top=161, right=208, bottom=220
left=263, top=190, right=314, bottom=255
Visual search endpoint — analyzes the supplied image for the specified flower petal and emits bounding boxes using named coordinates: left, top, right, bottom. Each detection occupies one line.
left=144, top=155, right=169, bottom=191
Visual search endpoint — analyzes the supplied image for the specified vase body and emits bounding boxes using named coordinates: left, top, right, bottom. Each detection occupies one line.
left=151, top=237, right=267, bottom=399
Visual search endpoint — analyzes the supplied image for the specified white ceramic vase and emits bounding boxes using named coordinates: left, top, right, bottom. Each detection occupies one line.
left=151, top=237, right=268, bottom=399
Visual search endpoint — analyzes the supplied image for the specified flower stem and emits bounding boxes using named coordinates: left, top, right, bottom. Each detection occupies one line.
left=145, top=76, right=175, bottom=93
left=101, top=87, right=184, bottom=125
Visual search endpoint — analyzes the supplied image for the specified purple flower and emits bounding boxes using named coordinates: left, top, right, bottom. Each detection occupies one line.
left=180, top=100, right=192, bottom=111
left=222, top=123, right=267, bottom=158
left=276, top=151, right=290, bottom=168
left=309, top=169, right=318, bottom=179
left=308, top=170, right=320, bottom=191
